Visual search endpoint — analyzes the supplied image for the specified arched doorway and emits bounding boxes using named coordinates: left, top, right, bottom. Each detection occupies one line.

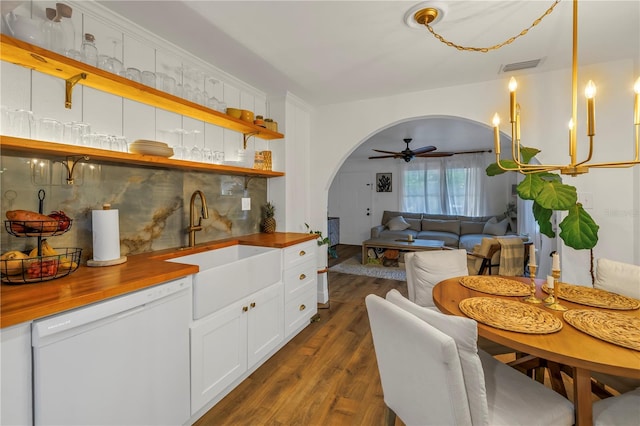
left=328, top=115, right=507, bottom=245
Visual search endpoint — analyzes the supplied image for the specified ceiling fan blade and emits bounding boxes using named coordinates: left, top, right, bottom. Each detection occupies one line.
left=368, top=154, right=401, bottom=159
left=410, top=145, right=437, bottom=155
left=372, top=149, right=403, bottom=155
left=415, top=149, right=492, bottom=158
left=450, top=149, right=493, bottom=155
left=415, top=152, right=455, bottom=158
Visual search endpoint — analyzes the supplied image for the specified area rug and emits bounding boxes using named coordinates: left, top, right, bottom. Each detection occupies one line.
left=329, top=255, right=406, bottom=281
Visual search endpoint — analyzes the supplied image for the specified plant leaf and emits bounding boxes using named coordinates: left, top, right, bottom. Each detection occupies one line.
left=536, top=181, right=577, bottom=211
left=532, top=201, right=555, bottom=238
left=485, top=160, right=518, bottom=176
left=559, top=204, right=599, bottom=250
left=537, top=172, right=562, bottom=183
left=520, top=147, right=541, bottom=164
left=517, top=174, right=544, bottom=200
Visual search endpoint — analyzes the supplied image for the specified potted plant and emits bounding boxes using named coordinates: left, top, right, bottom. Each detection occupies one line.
left=260, top=202, right=276, bottom=233
left=305, top=223, right=338, bottom=259
left=486, top=146, right=599, bottom=250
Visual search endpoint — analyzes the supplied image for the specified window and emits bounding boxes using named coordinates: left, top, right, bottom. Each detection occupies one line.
left=400, top=153, right=489, bottom=216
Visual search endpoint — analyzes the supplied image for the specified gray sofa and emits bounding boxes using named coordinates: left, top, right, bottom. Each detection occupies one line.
left=370, top=210, right=512, bottom=251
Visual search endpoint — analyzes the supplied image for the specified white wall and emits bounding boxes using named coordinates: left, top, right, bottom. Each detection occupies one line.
left=312, top=58, right=640, bottom=284
left=268, top=93, right=313, bottom=233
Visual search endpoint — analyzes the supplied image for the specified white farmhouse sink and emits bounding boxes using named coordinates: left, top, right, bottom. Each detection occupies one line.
left=168, top=245, right=282, bottom=319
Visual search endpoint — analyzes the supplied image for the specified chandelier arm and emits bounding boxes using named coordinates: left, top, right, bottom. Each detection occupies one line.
left=587, top=160, right=640, bottom=169
left=424, top=0, right=561, bottom=53
left=574, top=135, right=595, bottom=167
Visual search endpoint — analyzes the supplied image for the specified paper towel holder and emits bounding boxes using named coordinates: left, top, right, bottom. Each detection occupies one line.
left=87, top=203, right=128, bottom=267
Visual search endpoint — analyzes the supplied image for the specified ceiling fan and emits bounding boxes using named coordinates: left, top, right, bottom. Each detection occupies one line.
left=368, top=138, right=491, bottom=162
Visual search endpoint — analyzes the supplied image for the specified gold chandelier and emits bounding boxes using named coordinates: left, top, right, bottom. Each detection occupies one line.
left=413, top=0, right=640, bottom=176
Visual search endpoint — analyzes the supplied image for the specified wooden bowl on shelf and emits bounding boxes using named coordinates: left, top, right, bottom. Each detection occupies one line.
left=226, top=108, right=242, bottom=118
left=240, top=109, right=254, bottom=122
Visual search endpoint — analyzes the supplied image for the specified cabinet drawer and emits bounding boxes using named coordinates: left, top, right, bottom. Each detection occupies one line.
left=283, top=241, right=316, bottom=269
left=284, top=288, right=317, bottom=338
left=283, top=259, right=316, bottom=301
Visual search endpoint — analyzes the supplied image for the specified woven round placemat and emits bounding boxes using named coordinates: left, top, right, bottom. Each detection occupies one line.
left=542, top=283, right=640, bottom=310
left=459, top=276, right=530, bottom=296
left=564, top=310, right=640, bottom=351
left=459, top=297, right=563, bottom=334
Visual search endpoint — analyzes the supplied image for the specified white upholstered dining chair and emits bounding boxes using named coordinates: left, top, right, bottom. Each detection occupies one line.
left=590, top=258, right=640, bottom=394
left=404, top=249, right=468, bottom=307
left=404, top=250, right=512, bottom=356
left=365, top=292, right=574, bottom=426
left=592, top=387, right=640, bottom=425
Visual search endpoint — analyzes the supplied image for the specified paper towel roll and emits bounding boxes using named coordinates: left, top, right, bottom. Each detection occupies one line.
left=92, top=208, right=121, bottom=261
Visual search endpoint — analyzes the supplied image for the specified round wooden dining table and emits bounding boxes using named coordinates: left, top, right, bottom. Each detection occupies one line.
left=433, top=276, right=640, bottom=426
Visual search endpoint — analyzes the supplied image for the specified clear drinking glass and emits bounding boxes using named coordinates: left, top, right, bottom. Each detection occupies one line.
left=114, top=136, right=128, bottom=152
left=63, top=121, right=91, bottom=145
left=36, top=117, right=63, bottom=142
left=164, top=129, right=188, bottom=160
left=202, top=146, right=213, bottom=163
left=125, top=67, right=142, bottom=83
left=213, top=151, right=225, bottom=164
left=141, top=71, right=156, bottom=88
left=7, top=109, right=35, bottom=138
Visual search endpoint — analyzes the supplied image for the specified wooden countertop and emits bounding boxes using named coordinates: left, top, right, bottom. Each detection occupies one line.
left=1, top=233, right=317, bottom=328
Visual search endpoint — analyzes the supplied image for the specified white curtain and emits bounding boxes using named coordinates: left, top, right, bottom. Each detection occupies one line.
left=400, top=153, right=490, bottom=216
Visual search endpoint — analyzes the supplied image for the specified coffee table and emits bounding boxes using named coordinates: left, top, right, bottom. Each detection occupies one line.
left=361, top=238, right=445, bottom=264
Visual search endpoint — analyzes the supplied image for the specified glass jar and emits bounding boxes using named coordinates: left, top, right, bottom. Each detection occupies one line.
left=81, top=33, right=98, bottom=67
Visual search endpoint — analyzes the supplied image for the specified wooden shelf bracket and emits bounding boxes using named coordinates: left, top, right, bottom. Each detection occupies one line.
left=65, top=73, right=87, bottom=109
left=243, top=132, right=259, bottom=150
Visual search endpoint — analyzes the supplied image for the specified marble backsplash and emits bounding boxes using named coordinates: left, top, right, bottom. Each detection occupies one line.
left=0, top=154, right=267, bottom=261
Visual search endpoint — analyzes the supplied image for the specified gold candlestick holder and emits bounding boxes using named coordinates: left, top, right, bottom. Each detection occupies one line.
left=523, top=264, right=542, bottom=304
left=546, top=269, right=567, bottom=311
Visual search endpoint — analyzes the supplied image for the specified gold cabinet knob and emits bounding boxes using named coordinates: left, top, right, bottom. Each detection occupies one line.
left=299, top=250, right=306, bottom=256
left=299, top=273, right=306, bottom=280
left=250, top=302, right=256, bottom=308
left=242, top=306, right=248, bottom=312
left=299, top=304, right=306, bottom=311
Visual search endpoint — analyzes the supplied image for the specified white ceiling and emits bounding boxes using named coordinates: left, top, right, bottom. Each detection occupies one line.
left=98, top=0, right=639, bottom=159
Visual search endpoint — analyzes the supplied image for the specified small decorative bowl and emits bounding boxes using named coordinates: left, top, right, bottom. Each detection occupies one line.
left=226, top=108, right=242, bottom=118
left=240, top=109, right=254, bottom=122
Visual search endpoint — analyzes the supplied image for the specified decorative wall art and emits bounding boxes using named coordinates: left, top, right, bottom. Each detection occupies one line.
left=376, top=173, right=392, bottom=192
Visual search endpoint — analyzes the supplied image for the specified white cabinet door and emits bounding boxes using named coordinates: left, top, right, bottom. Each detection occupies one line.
left=190, top=300, right=248, bottom=415
left=247, top=282, right=284, bottom=367
left=0, top=322, right=32, bottom=426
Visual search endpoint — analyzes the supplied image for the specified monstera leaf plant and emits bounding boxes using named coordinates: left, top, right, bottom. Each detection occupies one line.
left=486, top=147, right=599, bottom=250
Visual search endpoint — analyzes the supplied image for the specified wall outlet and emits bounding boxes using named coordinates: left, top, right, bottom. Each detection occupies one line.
left=241, top=197, right=251, bottom=211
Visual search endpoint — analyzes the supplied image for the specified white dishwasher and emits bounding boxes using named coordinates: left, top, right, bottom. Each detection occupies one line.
left=32, top=277, right=191, bottom=426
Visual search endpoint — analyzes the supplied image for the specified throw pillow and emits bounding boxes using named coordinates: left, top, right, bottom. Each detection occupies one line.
left=483, top=217, right=508, bottom=236
left=386, top=215, right=410, bottom=231
left=421, top=219, right=461, bottom=234
left=461, top=221, right=486, bottom=235
left=385, top=289, right=489, bottom=426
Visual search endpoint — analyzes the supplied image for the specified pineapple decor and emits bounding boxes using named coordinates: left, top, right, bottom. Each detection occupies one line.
left=261, top=202, right=276, bottom=233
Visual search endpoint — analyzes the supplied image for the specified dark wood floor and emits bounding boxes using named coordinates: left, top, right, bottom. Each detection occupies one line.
left=194, top=244, right=584, bottom=426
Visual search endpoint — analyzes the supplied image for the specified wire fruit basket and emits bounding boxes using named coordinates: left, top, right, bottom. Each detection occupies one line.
left=1, top=248, right=82, bottom=284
